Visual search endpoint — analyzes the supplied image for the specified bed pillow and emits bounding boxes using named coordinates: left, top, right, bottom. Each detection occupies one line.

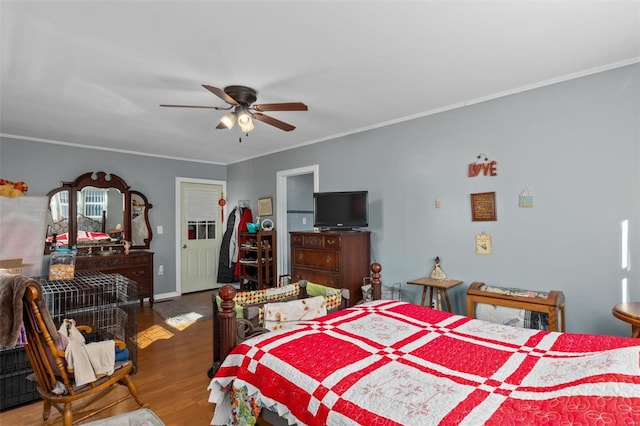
left=215, top=295, right=244, bottom=318
left=306, top=281, right=340, bottom=297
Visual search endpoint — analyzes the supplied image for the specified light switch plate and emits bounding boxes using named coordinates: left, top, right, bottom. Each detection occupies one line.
left=157, top=225, right=163, bottom=234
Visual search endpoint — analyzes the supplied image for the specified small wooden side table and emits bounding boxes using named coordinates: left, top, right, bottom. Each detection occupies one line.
left=406, top=277, right=464, bottom=312
left=612, top=302, right=640, bottom=338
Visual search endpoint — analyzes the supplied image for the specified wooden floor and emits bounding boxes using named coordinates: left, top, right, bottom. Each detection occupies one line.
left=0, top=290, right=217, bottom=425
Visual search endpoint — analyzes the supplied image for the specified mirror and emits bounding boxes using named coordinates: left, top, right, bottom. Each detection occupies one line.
left=46, top=172, right=153, bottom=252
left=131, top=190, right=152, bottom=247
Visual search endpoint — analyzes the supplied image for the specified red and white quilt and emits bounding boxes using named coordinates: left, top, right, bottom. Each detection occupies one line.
left=209, top=300, right=640, bottom=425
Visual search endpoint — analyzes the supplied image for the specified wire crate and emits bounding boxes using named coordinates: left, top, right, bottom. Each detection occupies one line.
left=0, top=345, right=41, bottom=410
left=0, top=368, right=39, bottom=410
left=33, top=271, right=138, bottom=370
left=0, top=346, right=31, bottom=375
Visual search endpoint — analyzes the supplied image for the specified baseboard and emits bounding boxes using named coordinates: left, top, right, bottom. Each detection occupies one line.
left=153, top=291, right=180, bottom=301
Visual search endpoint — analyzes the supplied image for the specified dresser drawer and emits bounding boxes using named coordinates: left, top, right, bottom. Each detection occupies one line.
left=291, top=267, right=339, bottom=288
left=292, top=248, right=339, bottom=271
left=291, top=233, right=341, bottom=249
left=75, top=251, right=154, bottom=303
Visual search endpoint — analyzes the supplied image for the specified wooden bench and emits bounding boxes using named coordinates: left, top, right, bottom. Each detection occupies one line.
left=467, top=281, right=565, bottom=332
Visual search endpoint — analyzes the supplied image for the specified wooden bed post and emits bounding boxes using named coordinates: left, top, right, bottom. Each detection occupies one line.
left=218, top=285, right=238, bottom=362
left=371, top=263, right=382, bottom=300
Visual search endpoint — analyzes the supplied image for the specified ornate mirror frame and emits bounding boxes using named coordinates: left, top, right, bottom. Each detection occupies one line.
left=46, top=171, right=153, bottom=252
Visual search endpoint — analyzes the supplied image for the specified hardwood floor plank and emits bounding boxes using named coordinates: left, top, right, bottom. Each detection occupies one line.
left=0, top=290, right=216, bottom=425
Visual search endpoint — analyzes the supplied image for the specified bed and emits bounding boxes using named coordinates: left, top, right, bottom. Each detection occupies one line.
left=208, top=278, right=640, bottom=425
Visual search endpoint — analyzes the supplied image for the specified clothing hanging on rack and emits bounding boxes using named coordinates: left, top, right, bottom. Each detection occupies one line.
left=217, top=201, right=253, bottom=283
left=234, top=206, right=254, bottom=277
left=217, top=206, right=239, bottom=283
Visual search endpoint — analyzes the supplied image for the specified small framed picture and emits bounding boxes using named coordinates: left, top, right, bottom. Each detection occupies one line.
left=471, top=192, right=497, bottom=221
left=258, top=197, right=273, bottom=216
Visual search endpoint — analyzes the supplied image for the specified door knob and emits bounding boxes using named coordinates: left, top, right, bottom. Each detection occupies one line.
left=182, top=244, right=187, bottom=249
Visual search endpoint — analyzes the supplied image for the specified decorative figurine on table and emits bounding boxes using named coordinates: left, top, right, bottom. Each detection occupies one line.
left=430, top=256, right=447, bottom=280
left=123, top=240, right=131, bottom=255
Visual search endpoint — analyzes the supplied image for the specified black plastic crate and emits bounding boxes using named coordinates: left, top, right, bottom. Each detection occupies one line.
left=0, top=346, right=31, bottom=375
left=0, top=368, right=40, bottom=410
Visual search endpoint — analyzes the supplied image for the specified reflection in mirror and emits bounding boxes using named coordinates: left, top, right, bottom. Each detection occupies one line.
left=131, top=193, right=148, bottom=246
left=131, top=191, right=152, bottom=248
left=45, top=172, right=153, bottom=253
left=75, top=187, right=124, bottom=234
left=47, top=189, right=71, bottom=249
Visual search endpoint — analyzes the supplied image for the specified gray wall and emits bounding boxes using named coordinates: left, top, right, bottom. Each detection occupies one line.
left=0, top=139, right=226, bottom=296
left=287, top=173, right=314, bottom=233
left=227, top=64, right=640, bottom=336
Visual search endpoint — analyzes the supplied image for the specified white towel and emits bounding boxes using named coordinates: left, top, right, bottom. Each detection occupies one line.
left=59, top=320, right=115, bottom=387
left=84, top=340, right=115, bottom=377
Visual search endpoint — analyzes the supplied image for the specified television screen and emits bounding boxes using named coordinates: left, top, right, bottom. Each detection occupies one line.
left=313, top=191, right=368, bottom=230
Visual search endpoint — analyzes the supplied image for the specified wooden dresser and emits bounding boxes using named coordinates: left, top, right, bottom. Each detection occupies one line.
left=75, top=251, right=154, bottom=306
left=290, top=231, right=370, bottom=306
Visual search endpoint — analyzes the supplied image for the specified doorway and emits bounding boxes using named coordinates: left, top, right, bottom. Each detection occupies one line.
left=176, top=177, right=227, bottom=294
left=276, top=165, right=319, bottom=278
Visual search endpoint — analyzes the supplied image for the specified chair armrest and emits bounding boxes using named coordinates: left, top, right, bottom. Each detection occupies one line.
left=77, top=325, right=93, bottom=333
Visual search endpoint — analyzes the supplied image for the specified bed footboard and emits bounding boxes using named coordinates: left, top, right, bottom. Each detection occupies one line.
left=208, top=263, right=382, bottom=378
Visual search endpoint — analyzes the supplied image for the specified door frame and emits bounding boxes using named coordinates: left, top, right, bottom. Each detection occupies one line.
left=175, top=177, right=227, bottom=295
left=276, top=165, right=319, bottom=278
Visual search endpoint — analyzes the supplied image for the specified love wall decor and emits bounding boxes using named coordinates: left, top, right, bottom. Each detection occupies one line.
left=468, top=153, right=497, bottom=177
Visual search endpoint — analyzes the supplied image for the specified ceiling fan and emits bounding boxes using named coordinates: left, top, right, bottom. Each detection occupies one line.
left=160, top=85, right=308, bottom=134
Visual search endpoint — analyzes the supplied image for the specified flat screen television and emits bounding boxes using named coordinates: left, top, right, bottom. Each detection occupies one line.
left=313, top=191, right=368, bottom=231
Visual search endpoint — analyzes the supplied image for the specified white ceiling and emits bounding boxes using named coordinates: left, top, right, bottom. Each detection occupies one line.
left=1, top=1, right=639, bottom=165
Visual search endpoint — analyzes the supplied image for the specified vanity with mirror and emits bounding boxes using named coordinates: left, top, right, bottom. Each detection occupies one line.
left=46, top=171, right=155, bottom=306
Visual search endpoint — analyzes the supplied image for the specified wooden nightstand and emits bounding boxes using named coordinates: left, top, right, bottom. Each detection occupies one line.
left=406, top=277, right=463, bottom=312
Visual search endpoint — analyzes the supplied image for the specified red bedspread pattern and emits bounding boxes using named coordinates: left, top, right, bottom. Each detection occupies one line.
left=209, top=300, right=640, bottom=425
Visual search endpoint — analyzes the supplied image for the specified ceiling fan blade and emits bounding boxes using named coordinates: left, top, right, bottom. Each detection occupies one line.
left=253, top=112, right=296, bottom=132
left=252, top=102, right=308, bottom=112
left=160, top=104, right=229, bottom=110
left=215, top=122, right=227, bottom=129
left=202, top=84, right=239, bottom=105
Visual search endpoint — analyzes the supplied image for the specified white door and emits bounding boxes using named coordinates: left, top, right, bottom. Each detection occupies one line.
left=180, top=181, right=224, bottom=293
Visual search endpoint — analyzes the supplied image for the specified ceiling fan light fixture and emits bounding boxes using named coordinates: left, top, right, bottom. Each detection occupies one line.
left=237, top=108, right=254, bottom=132
left=219, top=112, right=236, bottom=129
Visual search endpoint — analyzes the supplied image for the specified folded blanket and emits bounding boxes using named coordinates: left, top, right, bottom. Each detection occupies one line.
left=263, top=295, right=327, bottom=331
left=0, top=271, right=59, bottom=347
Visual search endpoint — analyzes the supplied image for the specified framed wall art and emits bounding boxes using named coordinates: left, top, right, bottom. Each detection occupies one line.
left=471, top=192, right=497, bottom=221
left=258, top=196, right=273, bottom=216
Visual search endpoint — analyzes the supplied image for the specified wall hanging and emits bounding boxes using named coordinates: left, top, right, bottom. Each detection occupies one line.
left=519, top=186, right=534, bottom=208
left=476, top=232, right=492, bottom=255
left=468, top=153, right=497, bottom=177
left=258, top=196, right=273, bottom=216
left=471, top=192, right=497, bottom=221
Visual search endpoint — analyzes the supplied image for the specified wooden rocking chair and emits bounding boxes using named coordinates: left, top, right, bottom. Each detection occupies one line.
left=21, top=282, right=145, bottom=425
